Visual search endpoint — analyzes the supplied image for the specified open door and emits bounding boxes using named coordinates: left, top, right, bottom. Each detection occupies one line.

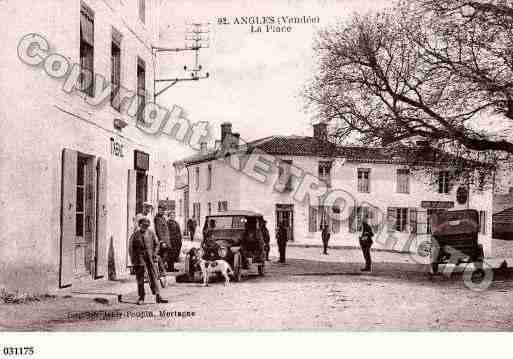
left=95, top=157, right=108, bottom=278
left=60, top=149, right=77, bottom=288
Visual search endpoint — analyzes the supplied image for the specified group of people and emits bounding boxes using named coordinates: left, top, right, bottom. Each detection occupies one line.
left=319, top=218, right=374, bottom=272
left=129, top=202, right=183, bottom=305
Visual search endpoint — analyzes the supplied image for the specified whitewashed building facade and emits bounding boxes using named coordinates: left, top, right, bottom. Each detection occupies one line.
left=0, top=0, right=180, bottom=292
left=174, top=123, right=494, bottom=256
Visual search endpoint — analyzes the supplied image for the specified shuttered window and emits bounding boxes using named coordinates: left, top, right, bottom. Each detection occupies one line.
left=357, top=168, right=370, bottom=193
left=397, top=169, right=410, bottom=193
left=138, top=0, right=146, bottom=23
left=387, top=207, right=418, bottom=232
left=438, top=171, right=451, bottom=194
left=80, top=3, right=94, bottom=97
left=137, top=58, right=146, bottom=124
left=111, top=28, right=122, bottom=110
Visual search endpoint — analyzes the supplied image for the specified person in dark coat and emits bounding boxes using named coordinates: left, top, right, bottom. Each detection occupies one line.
left=167, top=217, right=182, bottom=272
left=129, top=217, right=168, bottom=305
left=154, top=205, right=171, bottom=273
left=321, top=223, right=330, bottom=255
left=276, top=221, right=288, bottom=264
left=187, top=218, right=196, bottom=241
left=262, top=220, right=271, bottom=261
left=360, top=218, right=374, bottom=272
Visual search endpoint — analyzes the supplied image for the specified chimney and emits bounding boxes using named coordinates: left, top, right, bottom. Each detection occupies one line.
left=313, top=122, right=328, bottom=141
left=221, top=122, right=232, bottom=143
left=200, top=142, right=207, bottom=154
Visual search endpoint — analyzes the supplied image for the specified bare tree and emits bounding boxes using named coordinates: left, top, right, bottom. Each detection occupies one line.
left=304, top=0, right=513, bottom=157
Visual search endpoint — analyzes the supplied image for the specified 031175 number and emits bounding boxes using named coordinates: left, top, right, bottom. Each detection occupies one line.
left=2, top=347, right=34, bottom=356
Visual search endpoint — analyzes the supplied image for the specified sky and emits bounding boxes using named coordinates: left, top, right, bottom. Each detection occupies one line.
left=157, top=0, right=390, bottom=152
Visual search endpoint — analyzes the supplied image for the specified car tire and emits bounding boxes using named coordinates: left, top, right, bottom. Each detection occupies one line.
left=233, top=252, right=242, bottom=282
left=258, top=263, right=265, bottom=276
left=184, top=253, right=193, bottom=281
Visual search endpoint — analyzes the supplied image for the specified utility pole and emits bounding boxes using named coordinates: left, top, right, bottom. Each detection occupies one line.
left=153, top=22, right=210, bottom=102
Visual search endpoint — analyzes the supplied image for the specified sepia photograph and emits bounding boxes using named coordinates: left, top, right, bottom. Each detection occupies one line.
left=1, top=0, right=513, bottom=344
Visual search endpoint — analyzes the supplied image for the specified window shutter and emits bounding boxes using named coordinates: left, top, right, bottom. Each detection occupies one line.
left=348, top=206, right=355, bottom=233
left=409, top=208, right=417, bottom=233
left=387, top=207, right=396, bottom=233
left=94, top=157, right=108, bottom=278
left=309, top=206, right=316, bottom=233
left=127, top=169, right=137, bottom=267
left=80, top=5, right=94, bottom=46
left=60, top=149, right=77, bottom=288
left=146, top=174, right=154, bottom=206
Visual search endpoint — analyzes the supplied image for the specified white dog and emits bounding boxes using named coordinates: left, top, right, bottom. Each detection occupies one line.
left=197, top=256, right=234, bottom=287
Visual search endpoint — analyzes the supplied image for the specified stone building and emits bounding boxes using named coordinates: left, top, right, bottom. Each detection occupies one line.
left=0, top=0, right=180, bottom=292
left=174, top=122, right=494, bottom=255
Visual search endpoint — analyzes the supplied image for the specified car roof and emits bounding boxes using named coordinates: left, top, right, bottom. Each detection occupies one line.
left=206, top=210, right=264, bottom=218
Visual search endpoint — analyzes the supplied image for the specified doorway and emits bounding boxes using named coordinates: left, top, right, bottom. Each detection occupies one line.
left=60, top=149, right=108, bottom=288
left=74, top=154, right=95, bottom=278
left=276, top=204, right=294, bottom=241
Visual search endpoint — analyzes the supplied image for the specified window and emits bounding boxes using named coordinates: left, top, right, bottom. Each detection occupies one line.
left=80, top=3, right=94, bottom=97
left=318, top=161, right=332, bottom=187
left=438, top=171, right=451, bottom=194
left=387, top=207, right=418, bottom=233
left=357, top=168, right=370, bottom=193
left=218, top=201, right=228, bottom=212
left=349, top=206, right=377, bottom=232
left=278, top=160, right=293, bottom=191
left=138, top=0, right=146, bottom=23
left=76, top=155, right=88, bottom=237
left=195, top=166, right=200, bottom=190
left=207, top=164, right=212, bottom=190
left=137, top=57, right=146, bottom=123
left=426, top=208, right=445, bottom=234
left=111, top=28, right=122, bottom=110
left=207, top=202, right=212, bottom=216
left=396, top=168, right=410, bottom=193
left=192, top=203, right=201, bottom=224
left=478, top=210, right=487, bottom=234
left=309, top=206, right=340, bottom=233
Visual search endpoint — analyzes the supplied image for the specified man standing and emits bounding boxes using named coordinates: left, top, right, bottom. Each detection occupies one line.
left=262, top=220, right=270, bottom=261
left=134, top=202, right=154, bottom=233
left=129, top=217, right=168, bottom=305
left=360, top=218, right=374, bottom=272
left=167, top=216, right=182, bottom=272
left=187, top=218, right=196, bottom=241
left=321, top=223, right=330, bottom=255
left=276, top=221, right=288, bottom=264
left=154, top=204, right=171, bottom=272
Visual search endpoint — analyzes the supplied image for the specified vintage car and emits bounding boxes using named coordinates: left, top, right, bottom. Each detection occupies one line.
left=183, top=210, right=267, bottom=282
left=430, top=209, right=484, bottom=274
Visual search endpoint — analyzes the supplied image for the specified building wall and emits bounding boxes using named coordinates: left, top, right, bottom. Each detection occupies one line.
left=181, top=153, right=494, bottom=257
left=0, top=0, right=180, bottom=292
left=186, top=158, right=243, bottom=233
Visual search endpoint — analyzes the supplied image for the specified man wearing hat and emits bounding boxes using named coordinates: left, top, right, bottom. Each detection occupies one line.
left=129, top=217, right=168, bottom=305
left=134, top=202, right=154, bottom=233
left=154, top=203, right=172, bottom=272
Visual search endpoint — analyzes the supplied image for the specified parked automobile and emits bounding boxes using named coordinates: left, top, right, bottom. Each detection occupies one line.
left=430, top=209, right=484, bottom=274
left=183, top=210, right=267, bottom=282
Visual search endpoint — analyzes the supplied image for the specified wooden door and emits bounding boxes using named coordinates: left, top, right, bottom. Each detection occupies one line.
left=60, top=149, right=77, bottom=288
left=95, top=157, right=108, bottom=278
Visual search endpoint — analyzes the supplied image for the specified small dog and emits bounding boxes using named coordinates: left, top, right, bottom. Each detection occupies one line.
left=196, top=249, right=234, bottom=286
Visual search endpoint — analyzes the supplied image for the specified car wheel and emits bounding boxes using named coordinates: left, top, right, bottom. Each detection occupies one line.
left=233, top=252, right=242, bottom=282
left=184, top=253, right=193, bottom=281
left=258, top=263, right=265, bottom=276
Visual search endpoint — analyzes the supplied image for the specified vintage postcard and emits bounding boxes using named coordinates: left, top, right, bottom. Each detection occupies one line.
left=1, top=0, right=513, bottom=341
